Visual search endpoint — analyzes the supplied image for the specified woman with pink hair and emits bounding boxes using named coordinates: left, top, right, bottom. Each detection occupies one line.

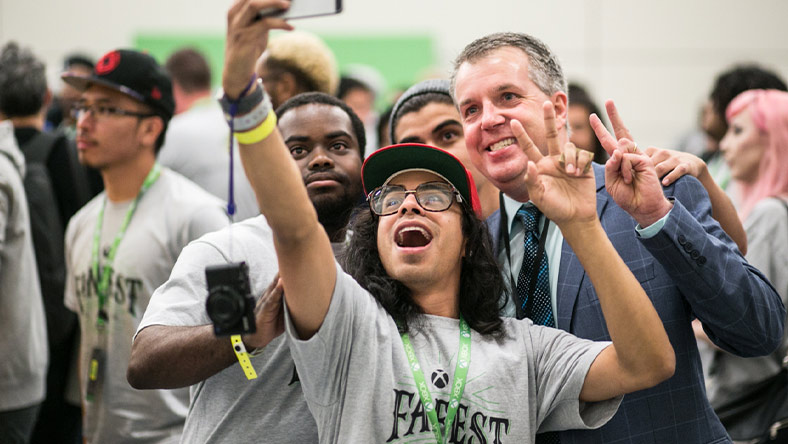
left=722, top=89, right=788, bottom=219
left=709, top=88, right=788, bottom=442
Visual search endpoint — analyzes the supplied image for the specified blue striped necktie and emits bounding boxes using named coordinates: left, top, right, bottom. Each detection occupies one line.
left=516, top=205, right=560, bottom=444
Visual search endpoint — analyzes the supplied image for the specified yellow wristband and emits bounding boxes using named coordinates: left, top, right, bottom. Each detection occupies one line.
left=231, top=334, right=258, bottom=380
left=235, top=110, right=277, bottom=145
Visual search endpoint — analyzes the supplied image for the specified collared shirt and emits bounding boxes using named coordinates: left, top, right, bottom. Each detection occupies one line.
left=499, top=193, right=671, bottom=319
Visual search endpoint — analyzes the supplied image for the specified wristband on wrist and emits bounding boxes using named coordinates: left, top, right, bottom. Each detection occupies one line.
left=219, top=76, right=262, bottom=116
left=231, top=334, right=258, bottom=380
left=235, top=110, right=277, bottom=145
left=231, top=93, right=273, bottom=132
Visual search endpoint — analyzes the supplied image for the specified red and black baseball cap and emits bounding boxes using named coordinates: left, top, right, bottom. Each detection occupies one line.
left=362, top=143, right=482, bottom=218
left=61, top=49, right=174, bottom=121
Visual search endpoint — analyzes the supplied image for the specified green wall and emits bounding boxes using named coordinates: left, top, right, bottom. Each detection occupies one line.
left=134, top=32, right=435, bottom=109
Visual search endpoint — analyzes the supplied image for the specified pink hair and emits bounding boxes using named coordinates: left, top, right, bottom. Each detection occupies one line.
left=726, top=89, right=788, bottom=220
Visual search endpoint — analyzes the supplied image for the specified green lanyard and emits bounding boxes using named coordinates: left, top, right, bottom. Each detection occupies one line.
left=91, top=163, right=161, bottom=329
left=399, top=316, right=471, bottom=443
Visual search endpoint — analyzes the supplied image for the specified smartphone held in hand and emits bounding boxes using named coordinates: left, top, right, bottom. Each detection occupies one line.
left=257, top=0, right=342, bottom=20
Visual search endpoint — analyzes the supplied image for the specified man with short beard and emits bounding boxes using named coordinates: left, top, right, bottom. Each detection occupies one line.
left=127, top=91, right=365, bottom=443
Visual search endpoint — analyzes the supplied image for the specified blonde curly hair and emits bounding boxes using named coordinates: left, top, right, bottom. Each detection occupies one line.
left=264, top=31, right=338, bottom=96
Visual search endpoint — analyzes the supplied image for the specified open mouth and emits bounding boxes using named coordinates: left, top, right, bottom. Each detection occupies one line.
left=395, top=226, right=433, bottom=248
left=487, top=138, right=516, bottom=152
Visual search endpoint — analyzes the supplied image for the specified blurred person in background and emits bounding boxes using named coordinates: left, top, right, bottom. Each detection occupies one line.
left=702, top=65, right=787, bottom=193
left=46, top=54, right=94, bottom=136
left=567, top=83, right=608, bottom=164
left=705, top=89, right=788, bottom=442
left=158, top=47, right=259, bottom=221
left=47, top=53, right=104, bottom=198
left=0, top=117, right=48, bottom=444
left=0, top=42, right=88, bottom=444
left=255, top=30, right=339, bottom=109
left=338, top=64, right=385, bottom=153
left=375, top=103, right=394, bottom=151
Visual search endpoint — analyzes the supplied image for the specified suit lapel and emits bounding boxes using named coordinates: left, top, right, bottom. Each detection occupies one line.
left=556, top=164, right=610, bottom=331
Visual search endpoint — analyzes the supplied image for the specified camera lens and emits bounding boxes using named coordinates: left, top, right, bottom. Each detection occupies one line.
left=206, top=286, right=243, bottom=328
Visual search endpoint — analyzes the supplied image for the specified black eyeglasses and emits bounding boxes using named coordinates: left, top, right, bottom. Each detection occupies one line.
left=367, top=181, right=463, bottom=216
left=72, top=103, right=155, bottom=120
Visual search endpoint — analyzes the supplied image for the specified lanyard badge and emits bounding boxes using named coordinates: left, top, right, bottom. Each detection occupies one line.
left=400, top=316, right=472, bottom=443
left=90, top=164, right=161, bottom=330
left=85, top=347, right=105, bottom=402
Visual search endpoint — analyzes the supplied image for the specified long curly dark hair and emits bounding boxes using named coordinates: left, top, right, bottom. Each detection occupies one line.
left=340, top=201, right=507, bottom=338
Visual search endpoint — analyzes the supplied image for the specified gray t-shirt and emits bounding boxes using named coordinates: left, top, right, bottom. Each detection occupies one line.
left=136, top=215, right=318, bottom=443
left=64, top=167, right=228, bottom=444
left=285, top=264, right=622, bottom=443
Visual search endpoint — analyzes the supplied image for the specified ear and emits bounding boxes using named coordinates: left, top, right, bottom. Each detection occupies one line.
left=277, top=71, right=300, bottom=98
left=171, top=83, right=186, bottom=115
left=551, top=91, right=569, bottom=131
left=43, top=88, right=53, bottom=108
left=138, top=116, right=164, bottom=150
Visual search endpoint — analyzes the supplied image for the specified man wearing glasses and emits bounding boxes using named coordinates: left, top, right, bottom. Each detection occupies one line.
left=62, top=49, right=228, bottom=444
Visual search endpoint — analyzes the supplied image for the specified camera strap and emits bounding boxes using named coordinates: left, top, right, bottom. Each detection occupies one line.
left=91, top=163, right=161, bottom=330
left=231, top=335, right=258, bottom=379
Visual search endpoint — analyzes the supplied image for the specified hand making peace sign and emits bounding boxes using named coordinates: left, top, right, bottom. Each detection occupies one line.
left=513, top=101, right=598, bottom=228
left=590, top=100, right=673, bottom=227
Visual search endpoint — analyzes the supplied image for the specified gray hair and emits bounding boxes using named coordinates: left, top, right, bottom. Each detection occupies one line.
left=0, top=41, right=47, bottom=117
left=450, top=32, right=567, bottom=99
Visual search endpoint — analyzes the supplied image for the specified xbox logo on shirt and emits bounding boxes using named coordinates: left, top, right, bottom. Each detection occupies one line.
left=431, top=369, right=449, bottom=389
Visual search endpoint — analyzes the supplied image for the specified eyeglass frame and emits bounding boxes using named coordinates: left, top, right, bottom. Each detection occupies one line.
left=71, top=102, right=156, bottom=121
left=366, top=181, right=465, bottom=216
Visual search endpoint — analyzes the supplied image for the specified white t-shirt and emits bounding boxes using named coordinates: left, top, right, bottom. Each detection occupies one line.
left=285, top=264, right=622, bottom=443
left=135, top=215, right=319, bottom=443
left=64, top=167, right=228, bottom=444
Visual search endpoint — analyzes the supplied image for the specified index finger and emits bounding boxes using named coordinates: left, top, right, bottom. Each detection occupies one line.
left=605, top=99, right=634, bottom=141
left=590, top=113, right=617, bottom=156
left=511, top=119, right=543, bottom=162
left=542, top=101, right=561, bottom=156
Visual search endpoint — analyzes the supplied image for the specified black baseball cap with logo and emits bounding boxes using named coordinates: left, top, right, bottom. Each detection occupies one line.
left=62, top=49, right=174, bottom=121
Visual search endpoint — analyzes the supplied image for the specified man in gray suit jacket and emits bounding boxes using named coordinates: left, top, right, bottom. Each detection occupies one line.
left=451, top=32, right=784, bottom=444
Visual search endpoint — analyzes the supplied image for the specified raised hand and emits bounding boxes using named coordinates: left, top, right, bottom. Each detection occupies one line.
left=518, top=102, right=597, bottom=228
left=223, top=0, right=293, bottom=98
left=645, top=147, right=747, bottom=253
left=243, top=273, right=285, bottom=350
left=645, top=146, right=708, bottom=186
left=590, top=100, right=672, bottom=227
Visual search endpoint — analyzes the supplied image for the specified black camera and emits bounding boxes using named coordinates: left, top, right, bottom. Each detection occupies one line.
left=205, top=262, right=256, bottom=336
